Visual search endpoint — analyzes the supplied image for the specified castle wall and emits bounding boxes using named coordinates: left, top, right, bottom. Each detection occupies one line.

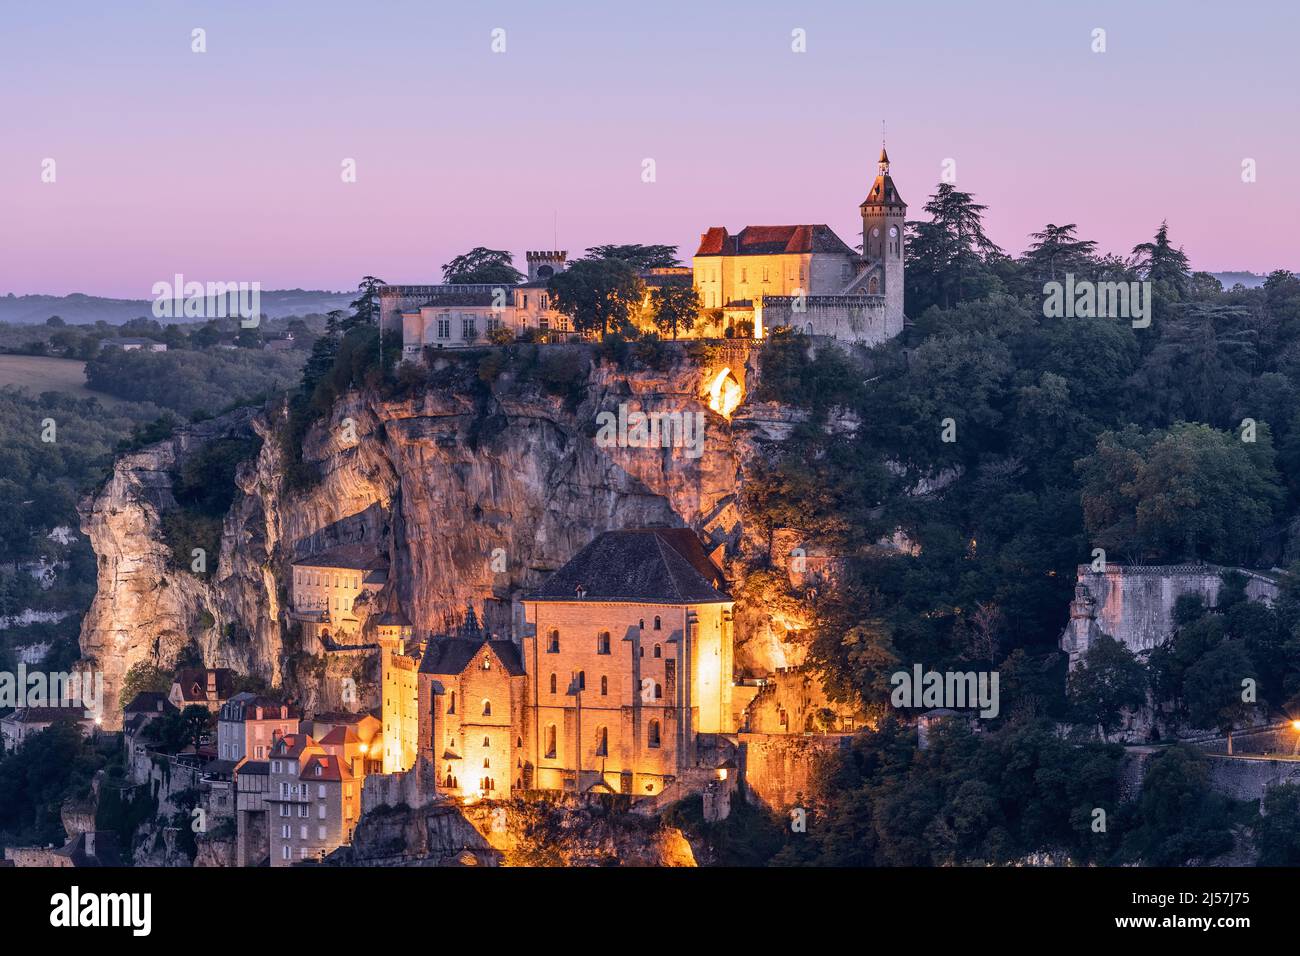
left=758, top=294, right=896, bottom=345
left=1061, top=564, right=1280, bottom=666
left=738, top=732, right=850, bottom=811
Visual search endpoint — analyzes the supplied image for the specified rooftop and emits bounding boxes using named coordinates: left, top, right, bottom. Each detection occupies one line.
left=695, top=224, right=856, bottom=258
left=526, top=528, right=730, bottom=605
left=291, top=544, right=389, bottom=572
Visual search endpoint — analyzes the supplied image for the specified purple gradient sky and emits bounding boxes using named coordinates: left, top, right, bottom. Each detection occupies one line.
left=2, top=0, right=1296, bottom=297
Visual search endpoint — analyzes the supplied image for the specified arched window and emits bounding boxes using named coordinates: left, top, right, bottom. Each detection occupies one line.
left=481, top=699, right=492, bottom=717
left=595, top=726, right=608, bottom=756
left=483, top=757, right=490, bottom=768
left=547, top=629, right=560, bottom=653
left=482, top=656, right=491, bottom=670
left=576, top=670, right=586, bottom=691
left=639, top=619, right=645, bottom=629
left=483, top=736, right=490, bottom=747
left=868, top=276, right=879, bottom=294
left=639, top=646, right=645, bottom=658
left=545, top=724, right=557, bottom=759
left=653, top=643, right=661, bottom=659
left=549, top=673, right=557, bottom=694
left=600, top=676, right=608, bottom=696
left=597, top=631, right=610, bottom=655
left=648, top=720, right=661, bottom=749
left=653, top=616, right=661, bottom=631
left=447, top=691, right=456, bottom=715
left=654, top=681, right=663, bottom=700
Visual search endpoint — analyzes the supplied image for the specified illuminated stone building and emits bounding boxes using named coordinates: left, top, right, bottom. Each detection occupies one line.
left=289, top=546, right=389, bottom=649
left=518, top=528, right=735, bottom=797
left=383, top=529, right=737, bottom=803
left=692, top=147, right=906, bottom=343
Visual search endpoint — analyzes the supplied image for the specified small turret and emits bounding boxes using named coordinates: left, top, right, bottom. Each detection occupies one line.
left=525, top=250, right=567, bottom=283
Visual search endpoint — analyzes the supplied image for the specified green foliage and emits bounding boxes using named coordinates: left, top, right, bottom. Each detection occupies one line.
left=647, top=284, right=700, bottom=339
left=1067, top=635, right=1147, bottom=739
left=0, top=722, right=108, bottom=846
left=1117, top=744, right=1246, bottom=865
left=160, top=434, right=261, bottom=573
left=584, top=244, right=680, bottom=270
left=766, top=719, right=1125, bottom=866
left=1254, top=783, right=1300, bottom=865
left=118, top=662, right=170, bottom=709
left=548, top=258, right=644, bottom=336
left=441, top=248, right=524, bottom=285
left=84, top=347, right=302, bottom=418
left=1077, top=422, right=1282, bottom=564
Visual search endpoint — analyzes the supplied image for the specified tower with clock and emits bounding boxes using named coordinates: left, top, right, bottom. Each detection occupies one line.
left=860, top=145, right=907, bottom=331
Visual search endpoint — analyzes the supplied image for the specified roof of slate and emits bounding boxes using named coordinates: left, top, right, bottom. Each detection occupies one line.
left=695, top=224, right=856, bottom=258
left=526, top=528, right=730, bottom=605
left=290, top=544, right=388, bottom=571
left=418, top=638, right=526, bottom=678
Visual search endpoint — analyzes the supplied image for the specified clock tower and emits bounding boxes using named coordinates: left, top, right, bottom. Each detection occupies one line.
left=860, top=146, right=907, bottom=330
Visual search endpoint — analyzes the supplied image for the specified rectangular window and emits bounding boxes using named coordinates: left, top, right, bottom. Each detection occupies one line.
left=300, top=825, right=307, bottom=840
left=318, top=784, right=326, bottom=798
left=318, top=804, right=326, bottom=819
left=462, top=318, right=476, bottom=340
left=318, top=825, right=327, bottom=840
left=437, top=318, right=450, bottom=339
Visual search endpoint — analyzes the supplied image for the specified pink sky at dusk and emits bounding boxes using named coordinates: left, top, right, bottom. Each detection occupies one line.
left=2, top=0, right=1296, bottom=298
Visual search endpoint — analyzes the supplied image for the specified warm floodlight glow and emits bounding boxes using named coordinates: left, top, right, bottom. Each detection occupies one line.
left=706, top=368, right=743, bottom=419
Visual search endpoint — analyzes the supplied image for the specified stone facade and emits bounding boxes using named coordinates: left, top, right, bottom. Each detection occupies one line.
left=1060, top=564, right=1281, bottom=667
left=692, top=147, right=906, bottom=345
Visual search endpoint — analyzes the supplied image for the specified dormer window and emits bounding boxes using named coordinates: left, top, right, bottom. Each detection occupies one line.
left=314, top=765, right=322, bottom=776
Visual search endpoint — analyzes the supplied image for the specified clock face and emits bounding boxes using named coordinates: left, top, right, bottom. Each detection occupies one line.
left=871, top=227, right=880, bottom=238
left=888, top=226, right=898, bottom=238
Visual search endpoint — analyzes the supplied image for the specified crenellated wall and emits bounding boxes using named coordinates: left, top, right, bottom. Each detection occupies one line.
left=1060, top=564, right=1280, bottom=667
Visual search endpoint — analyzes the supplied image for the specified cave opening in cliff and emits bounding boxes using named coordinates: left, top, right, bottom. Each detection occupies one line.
left=706, top=368, right=743, bottom=419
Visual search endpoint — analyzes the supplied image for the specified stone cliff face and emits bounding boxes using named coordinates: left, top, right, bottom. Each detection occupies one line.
left=80, top=344, right=815, bottom=728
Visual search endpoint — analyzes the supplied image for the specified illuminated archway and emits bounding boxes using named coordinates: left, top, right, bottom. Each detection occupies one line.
left=706, top=368, right=743, bottom=419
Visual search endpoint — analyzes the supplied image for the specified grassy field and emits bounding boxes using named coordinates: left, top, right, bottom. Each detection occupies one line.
left=0, top=354, right=128, bottom=405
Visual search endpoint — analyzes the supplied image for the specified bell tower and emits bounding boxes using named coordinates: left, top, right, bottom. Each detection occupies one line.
left=860, top=145, right=907, bottom=331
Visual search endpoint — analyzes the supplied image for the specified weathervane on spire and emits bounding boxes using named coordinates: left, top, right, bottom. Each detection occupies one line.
left=878, top=122, right=891, bottom=175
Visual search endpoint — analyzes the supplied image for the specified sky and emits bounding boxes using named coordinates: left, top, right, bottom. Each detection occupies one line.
left=2, top=0, right=1297, bottom=297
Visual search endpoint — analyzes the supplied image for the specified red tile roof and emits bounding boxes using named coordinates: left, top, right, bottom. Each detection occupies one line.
left=695, top=224, right=855, bottom=258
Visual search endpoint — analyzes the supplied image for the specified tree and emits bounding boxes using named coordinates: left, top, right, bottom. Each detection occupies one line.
left=441, top=248, right=523, bottom=285
left=548, top=257, right=644, bottom=336
left=905, top=183, right=1004, bottom=312
left=345, top=275, right=385, bottom=330
left=584, top=244, right=681, bottom=271
left=179, top=704, right=214, bottom=754
left=1119, top=744, right=1240, bottom=865
left=648, top=283, right=700, bottom=339
left=1076, top=422, right=1282, bottom=565
left=118, top=662, right=170, bottom=710
left=1255, top=783, right=1300, bottom=865
left=1067, top=635, right=1147, bottom=740
left=1184, top=640, right=1258, bottom=753
left=1022, top=223, right=1098, bottom=282
left=1131, top=221, right=1191, bottom=319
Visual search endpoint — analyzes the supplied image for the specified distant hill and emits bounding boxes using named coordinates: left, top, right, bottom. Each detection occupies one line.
left=0, top=290, right=356, bottom=325
left=1209, top=271, right=1276, bottom=289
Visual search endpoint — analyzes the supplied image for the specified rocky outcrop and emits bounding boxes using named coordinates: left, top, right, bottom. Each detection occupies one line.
left=80, top=344, right=824, bottom=728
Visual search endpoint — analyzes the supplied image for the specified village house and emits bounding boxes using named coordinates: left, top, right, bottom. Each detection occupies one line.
left=0, top=705, right=96, bottom=753
left=168, top=667, right=235, bottom=715
left=217, top=693, right=302, bottom=762
left=267, top=733, right=362, bottom=866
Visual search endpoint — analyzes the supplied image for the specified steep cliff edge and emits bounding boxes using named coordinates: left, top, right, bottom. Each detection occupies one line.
left=80, top=343, right=815, bottom=728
